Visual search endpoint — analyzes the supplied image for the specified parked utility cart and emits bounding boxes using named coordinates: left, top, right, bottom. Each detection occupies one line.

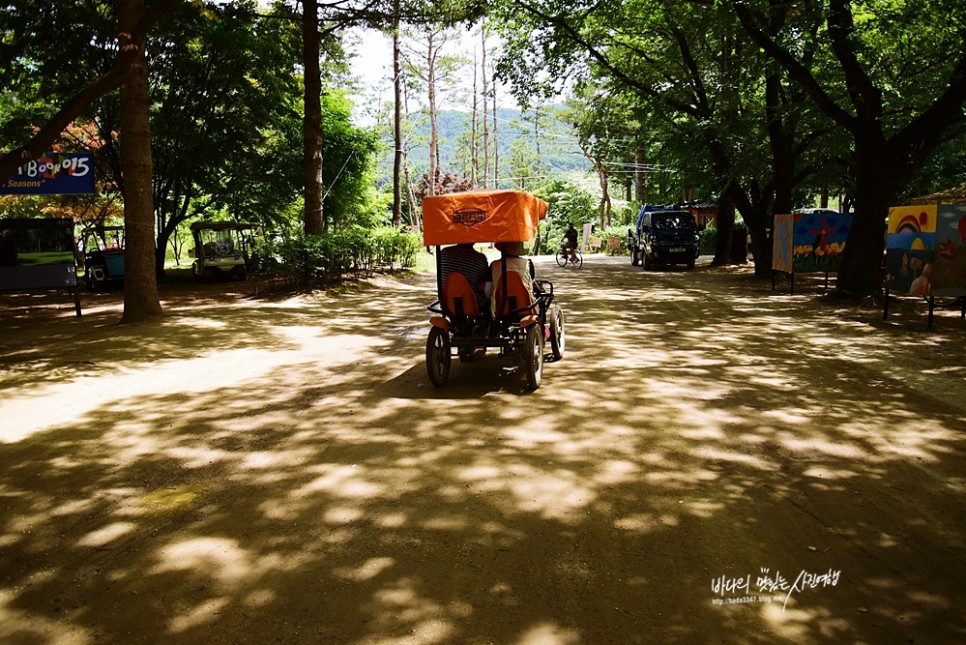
left=81, top=225, right=125, bottom=290
left=190, top=221, right=260, bottom=281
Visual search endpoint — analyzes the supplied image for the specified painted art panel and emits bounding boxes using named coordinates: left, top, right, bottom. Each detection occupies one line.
left=772, top=213, right=793, bottom=273
left=886, top=205, right=937, bottom=295
left=932, top=204, right=966, bottom=295
left=792, top=211, right=852, bottom=272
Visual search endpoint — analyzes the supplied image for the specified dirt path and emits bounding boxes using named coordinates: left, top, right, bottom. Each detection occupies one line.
left=1, top=255, right=965, bottom=644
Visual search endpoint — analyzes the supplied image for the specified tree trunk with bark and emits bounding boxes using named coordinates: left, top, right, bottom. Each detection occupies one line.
left=119, top=0, right=163, bottom=324
left=426, top=32, right=439, bottom=196
left=836, top=143, right=891, bottom=297
left=392, top=0, right=403, bottom=227
left=481, top=31, right=489, bottom=188
left=491, top=82, right=499, bottom=188
left=470, top=48, right=478, bottom=187
left=302, top=0, right=323, bottom=234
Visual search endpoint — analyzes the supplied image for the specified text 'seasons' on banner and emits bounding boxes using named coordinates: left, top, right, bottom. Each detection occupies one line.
left=0, top=153, right=95, bottom=196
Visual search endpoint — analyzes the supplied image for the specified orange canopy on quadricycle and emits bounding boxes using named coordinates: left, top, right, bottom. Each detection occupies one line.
left=422, top=190, right=548, bottom=246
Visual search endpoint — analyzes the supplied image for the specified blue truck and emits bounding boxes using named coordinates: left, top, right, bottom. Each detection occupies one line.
left=627, top=205, right=701, bottom=270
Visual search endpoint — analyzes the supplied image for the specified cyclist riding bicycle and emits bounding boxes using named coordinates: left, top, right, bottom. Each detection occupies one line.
left=563, top=222, right=579, bottom=262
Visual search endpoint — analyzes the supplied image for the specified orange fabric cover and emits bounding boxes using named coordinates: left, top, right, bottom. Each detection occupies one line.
left=422, top=190, right=548, bottom=246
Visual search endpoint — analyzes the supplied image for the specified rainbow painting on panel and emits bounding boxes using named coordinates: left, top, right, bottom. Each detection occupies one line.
left=885, top=205, right=937, bottom=295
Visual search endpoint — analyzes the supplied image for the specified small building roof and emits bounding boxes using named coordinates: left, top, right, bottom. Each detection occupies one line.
left=910, top=185, right=966, bottom=205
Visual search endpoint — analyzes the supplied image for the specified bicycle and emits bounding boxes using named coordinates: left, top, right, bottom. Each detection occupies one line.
left=555, top=244, right=583, bottom=268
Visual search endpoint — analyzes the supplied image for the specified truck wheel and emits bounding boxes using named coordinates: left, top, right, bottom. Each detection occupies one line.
left=643, top=252, right=652, bottom=271
left=630, top=247, right=639, bottom=266
left=687, top=258, right=695, bottom=270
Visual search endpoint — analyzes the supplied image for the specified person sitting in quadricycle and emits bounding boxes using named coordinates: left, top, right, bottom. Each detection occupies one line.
left=423, top=190, right=565, bottom=390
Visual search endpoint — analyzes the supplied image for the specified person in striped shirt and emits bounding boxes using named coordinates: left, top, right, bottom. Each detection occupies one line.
left=440, top=243, right=489, bottom=312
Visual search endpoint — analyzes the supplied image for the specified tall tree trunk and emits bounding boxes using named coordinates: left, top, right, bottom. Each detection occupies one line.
left=491, top=81, right=499, bottom=188
left=481, top=30, right=489, bottom=188
left=391, top=0, right=403, bottom=227
left=837, top=143, right=891, bottom=297
left=404, top=153, right=417, bottom=224
left=533, top=104, right=541, bottom=157
left=302, top=0, right=323, bottom=234
left=119, top=0, right=163, bottom=324
left=426, top=32, right=438, bottom=196
left=597, top=162, right=611, bottom=227
left=470, top=48, right=478, bottom=187
left=714, top=193, right=736, bottom=266
left=402, top=81, right=417, bottom=225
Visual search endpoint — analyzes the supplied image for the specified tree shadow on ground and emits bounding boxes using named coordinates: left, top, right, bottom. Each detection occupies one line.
left=1, top=256, right=964, bottom=644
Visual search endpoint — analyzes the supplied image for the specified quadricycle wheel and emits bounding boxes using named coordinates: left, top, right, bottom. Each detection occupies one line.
left=426, top=326, right=451, bottom=386
left=522, top=324, right=544, bottom=390
left=548, top=305, right=565, bottom=360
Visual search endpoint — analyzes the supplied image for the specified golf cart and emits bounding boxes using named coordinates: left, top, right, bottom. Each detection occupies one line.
left=190, top=221, right=259, bottom=281
left=423, top=190, right=565, bottom=390
left=81, top=225, right=125, bottom=290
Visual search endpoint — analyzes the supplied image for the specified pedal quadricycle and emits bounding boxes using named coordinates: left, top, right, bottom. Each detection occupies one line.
left=423, top=190, right=565, bottom=390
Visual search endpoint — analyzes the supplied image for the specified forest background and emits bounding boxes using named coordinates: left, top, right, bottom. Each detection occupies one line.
left=1, top=0, right=965, bottom=323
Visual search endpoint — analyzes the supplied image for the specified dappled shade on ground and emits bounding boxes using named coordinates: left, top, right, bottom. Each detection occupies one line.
left=1, top=256, right=964, bottom=644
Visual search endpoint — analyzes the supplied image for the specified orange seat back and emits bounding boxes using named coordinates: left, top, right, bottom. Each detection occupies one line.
left=442, top=272, right=481, bottom=319
left=493, top=270, right=535, bottom=320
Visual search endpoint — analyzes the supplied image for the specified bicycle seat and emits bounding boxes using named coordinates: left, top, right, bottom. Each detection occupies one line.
left=442, top=272, right=483, bottom=320
left=492, top=270, right=538, bottom=322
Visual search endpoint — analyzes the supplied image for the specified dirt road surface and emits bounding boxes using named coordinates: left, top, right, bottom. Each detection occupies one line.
left=1, top=254, right=965, bottom=644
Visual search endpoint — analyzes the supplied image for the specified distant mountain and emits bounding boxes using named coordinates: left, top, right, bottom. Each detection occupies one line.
left=375, top=106, right=588, bottom=186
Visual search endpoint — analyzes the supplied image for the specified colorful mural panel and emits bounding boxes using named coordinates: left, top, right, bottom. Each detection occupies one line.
left=791, top=211, right=852, bottom=272
left=886, top=205, right=937, bottom=295
left=932, top=204, right=966, bottom=295
left=772, top=213, right=793, bottom=273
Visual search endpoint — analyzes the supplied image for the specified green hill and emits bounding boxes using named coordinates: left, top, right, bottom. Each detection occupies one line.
left=375, top=106, right=588, bottom=187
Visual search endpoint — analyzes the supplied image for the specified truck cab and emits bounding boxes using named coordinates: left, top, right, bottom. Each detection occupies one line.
left=628, top=206, right=700, bottom=270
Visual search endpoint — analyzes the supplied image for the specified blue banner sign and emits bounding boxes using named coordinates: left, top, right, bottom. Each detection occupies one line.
left=1, top=152, right=95, bottom=195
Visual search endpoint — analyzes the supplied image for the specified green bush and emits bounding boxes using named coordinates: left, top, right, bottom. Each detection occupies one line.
left=254, top=225, right=419, bottom=290
left=599, top=225, right=629, bottom=255
left=699, top=221, right=718, bottom=255
left=699, top=219, right=747, bottom=255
